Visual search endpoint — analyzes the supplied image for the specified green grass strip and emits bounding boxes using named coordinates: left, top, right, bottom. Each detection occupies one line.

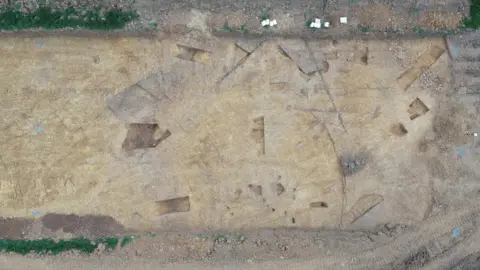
left=463, top=0, right=480, bottom=29
left=0, top=236, right=133, bottom=255
left=0, top=6, right=138, bottom=30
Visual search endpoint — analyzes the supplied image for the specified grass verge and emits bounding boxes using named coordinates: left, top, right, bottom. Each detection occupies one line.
left=463, top=0, right=480, bottom=28
left=0, top=6, right=137, bottom=30
left=0, top=236, right=133, bottom=255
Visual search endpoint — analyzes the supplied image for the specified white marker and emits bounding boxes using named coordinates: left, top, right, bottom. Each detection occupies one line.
left=475, top=132, right=478, bottom=137
left=340, top=17, right=348, bottom=24
left=324, top=22, right=330, bottom=28
left=270, top=19, right=277, bottom=26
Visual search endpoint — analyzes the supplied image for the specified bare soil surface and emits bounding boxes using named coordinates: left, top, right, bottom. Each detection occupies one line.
left=0, top=9, right=480, bottom=268
left=1, top=35, right=456, bottom=231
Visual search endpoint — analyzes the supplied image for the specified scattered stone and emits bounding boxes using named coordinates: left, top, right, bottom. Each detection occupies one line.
left=215, top=237, right=227, bottom=244
left=395, top=225, right=406, bottom=235
left=96, top=243, right=106, bottom=253
left=393, top=247, right=430, bottom=269
left=339, top=152, right=370, bottom=176
left=369, top=231, right=390, bottom=244
left=385, top=223, right=396, bottom=230
left=277, top=243, right=288, bottom=252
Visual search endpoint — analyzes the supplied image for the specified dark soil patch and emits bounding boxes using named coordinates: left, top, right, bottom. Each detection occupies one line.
left=0, top=217, right=33, bottom=239
left=42, top=214, right=125, bottom=238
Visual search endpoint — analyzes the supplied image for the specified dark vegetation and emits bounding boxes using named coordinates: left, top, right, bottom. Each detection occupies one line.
left=0, top=236, right=133, bottom=255
left=0, top=5, right=137, bottom=30
left=463, top=0, right=480, bottom=29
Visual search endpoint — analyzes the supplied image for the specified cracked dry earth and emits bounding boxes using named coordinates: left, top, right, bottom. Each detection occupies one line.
left=0, top=31, right=477, bottom=243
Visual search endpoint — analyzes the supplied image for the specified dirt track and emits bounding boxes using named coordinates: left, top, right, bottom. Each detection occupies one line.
left=0, top=202, right=478, bottom=269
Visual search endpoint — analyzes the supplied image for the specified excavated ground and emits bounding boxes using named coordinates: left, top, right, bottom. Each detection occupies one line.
left=1, top=29, right=480, bottom=269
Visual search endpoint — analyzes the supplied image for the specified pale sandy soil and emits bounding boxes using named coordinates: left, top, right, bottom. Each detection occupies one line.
left=0, top=31, right=466, bottom=232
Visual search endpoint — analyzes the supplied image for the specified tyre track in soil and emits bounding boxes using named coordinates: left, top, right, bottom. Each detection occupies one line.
left=421, top=229, right=480, bottom=270
left=329, top=205, right=480, bottom=269
left=255, top=203, right=480, bottom=270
